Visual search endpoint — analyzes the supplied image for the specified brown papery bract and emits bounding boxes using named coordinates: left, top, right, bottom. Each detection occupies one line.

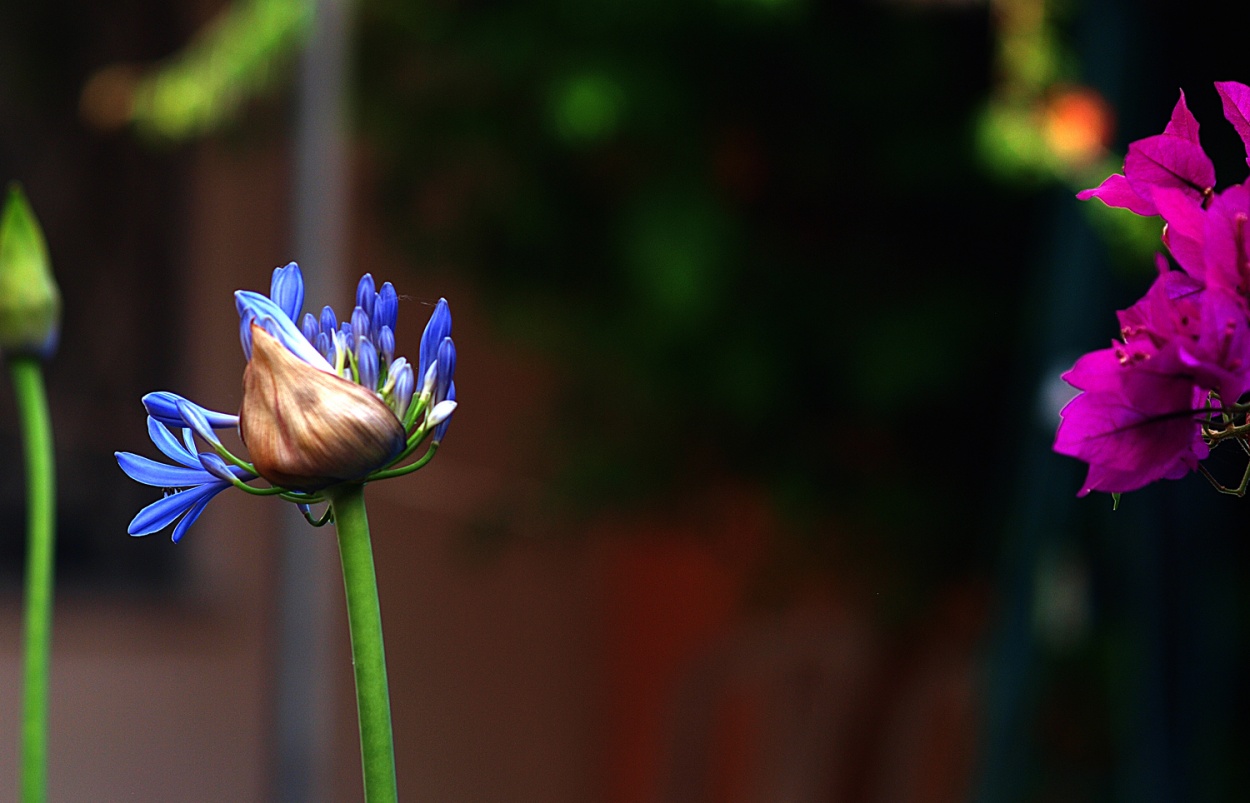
left=240, top=324, right=405, bottom=490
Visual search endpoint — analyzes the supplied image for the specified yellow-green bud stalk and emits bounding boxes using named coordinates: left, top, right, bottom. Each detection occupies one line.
left=0, top=184, right=60, bottom=359
left=240, top=324, right=405, bottom=490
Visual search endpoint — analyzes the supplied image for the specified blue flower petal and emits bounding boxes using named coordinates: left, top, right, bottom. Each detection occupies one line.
left=171, top=492, right=216, bottom=543
left=235, top=291, right=333, bottom=370
left=198, top=451, right=236, bottom=483
left=197, top=451, right=254, bottom=482
left=176, top=399, right=222, bottom=447
left=418, top=299, right=451, bottom=387
left=434, top=382, right=456, bottom=443
left=146, top=417, right=200, bottom=468
left=270, top=262, right=305, bottom=323
left=117, top=451, right=216, bottom=488
left=127, top=482, right=222, bottom=536
left=239, top=312, right=255, bottom=360
left=301, top=312, right=318, bottom=344
left=143, top=392, right=239, bottom=430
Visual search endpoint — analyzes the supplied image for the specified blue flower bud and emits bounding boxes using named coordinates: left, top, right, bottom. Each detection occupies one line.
left=269, top=262, right=304, bottom=323
left=301, top=312, right=318, bottom=343
left=421, top=359, right=438, bottom=397
left=379, top=325, right=395, bottom=367
left=390, top=359, right=415, bottom=420
left=434, top=336, right=456, bottom=404
left=418, top=299, right=451, bottom=386
left=434, top=382, right=456, bottom=443
left=428, top=399, right=457, bottom=428
left=332, top=329, right=350, bottom=373
left=376, top=282, right=398, bottom=335
left=357, top=338, right=379, bottom=391
left=432, top=337, right=457, bottom=443
left=315, top=331, right=332, bottom=359
left=320, top=305, right=337, bottom=336
left=142, top=391, right=239, bottom=430
left=351, top=305, right=370, bottom=354
left=355, top=273, right=376, bottom=318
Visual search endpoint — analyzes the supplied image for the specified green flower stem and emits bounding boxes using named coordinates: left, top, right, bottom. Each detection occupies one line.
left=370, top=444, right=438, bottom=482
left=10, top=357, right=55, bottom=803
left=327, top=482, right=397, bottom=803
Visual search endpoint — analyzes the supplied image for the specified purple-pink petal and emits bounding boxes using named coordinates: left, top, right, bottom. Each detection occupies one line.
left=1153, top=187, right=1207, bottom=278
left=1061, top=347, right=1130, bottom=393
left=1201, top=183, right=1250, bottom=296
left=1115, top=266, right=1201, bottom=348
left=1194, top=287, right=1250, bottom=400
left=1125, top=134, right=1215, bottom=203
left=1054, top=369, right=1206, bottom=496
left=1215, top=81, right=1250, bottom=166
left=1077, top=173, right=1157, bottom=216
left=1163, top=89, right=1201, bottom=143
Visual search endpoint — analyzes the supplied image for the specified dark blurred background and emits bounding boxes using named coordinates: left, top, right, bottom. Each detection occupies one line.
left=3, top=0, right=1250, bottom=800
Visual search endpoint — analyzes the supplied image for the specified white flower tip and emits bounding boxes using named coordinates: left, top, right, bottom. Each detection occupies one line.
left=427, top=400, right=457, bottom=427
left=422, top=359, right=438, bottom=395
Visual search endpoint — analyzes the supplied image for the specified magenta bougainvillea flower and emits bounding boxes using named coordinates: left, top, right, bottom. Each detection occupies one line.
left=1076, top=90, right=1215, bottom=216
left=1056, top=81, right=1250, bottom=497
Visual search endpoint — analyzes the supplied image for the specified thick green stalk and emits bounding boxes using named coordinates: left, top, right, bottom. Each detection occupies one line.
left=327, top=483, right=397, bottom=803
left=10, top=357, right=55, bottom=803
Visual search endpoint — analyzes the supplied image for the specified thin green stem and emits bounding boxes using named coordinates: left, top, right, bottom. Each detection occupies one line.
left=300, top=504, right=334, bottom=527
left=402, top=391, right=428, bottom=432
left=10, top=357, right=55, bottom=803
left=279, top=491, right=324, bottom=505
left=370, top=443, right=438, bottom=482
left=221, top=475, right=289, bottom=495
left=208, top=439, right=256, bottom=474
left=327, top=483, right=397, bottom=803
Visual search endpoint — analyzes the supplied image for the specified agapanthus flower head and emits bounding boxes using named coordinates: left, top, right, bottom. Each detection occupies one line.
left=1057, top=81, right=1250, bottom=498
left=117, top=262, right=459, bottom=538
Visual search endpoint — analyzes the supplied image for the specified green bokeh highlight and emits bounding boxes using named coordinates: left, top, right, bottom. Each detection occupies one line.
left=130, top=0, right=313, bottom=139
left=551, top=72, right=625, bottom=144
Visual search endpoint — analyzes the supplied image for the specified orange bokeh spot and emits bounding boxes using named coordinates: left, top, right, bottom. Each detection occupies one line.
left=1044, top=87, right=1114, bottom=166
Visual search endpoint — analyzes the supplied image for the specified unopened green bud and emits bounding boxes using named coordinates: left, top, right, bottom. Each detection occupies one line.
left=240, top=324, right=405, bottom=490
left=0, top=183, right=60, bottom=358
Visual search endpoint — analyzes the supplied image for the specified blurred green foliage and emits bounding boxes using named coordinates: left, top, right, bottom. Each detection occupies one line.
left=352, top=0, right=1024, bottom=595
left=129, top=0, right=311, bottom=139
left=68, top=0, right=1044, bottom=600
